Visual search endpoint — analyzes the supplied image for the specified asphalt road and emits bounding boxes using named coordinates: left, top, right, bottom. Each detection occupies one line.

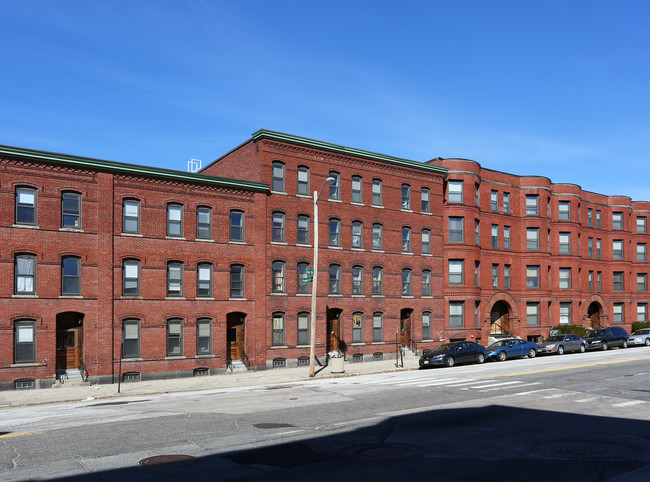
left=2, top=348, right=650, bottom=481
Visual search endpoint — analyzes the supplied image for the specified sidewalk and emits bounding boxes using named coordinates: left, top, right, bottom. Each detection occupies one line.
left=0, top=355, right=420, bottom=409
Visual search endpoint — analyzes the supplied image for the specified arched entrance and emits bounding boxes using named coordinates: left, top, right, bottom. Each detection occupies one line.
left=226, top=312, right=246, bottom=362
left=490, top=301, right=512, bottom=335
left=400, top=308, right=413, bottom=348
left=587, top=302, right=602, bottom=328
left=326, top=308, right=343, bottom=354
left=56, top=312, right=84, bottom=374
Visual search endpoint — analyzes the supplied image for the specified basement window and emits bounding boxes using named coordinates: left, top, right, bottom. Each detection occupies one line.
left=273, top=358, right=286, bottom=368
left=373, top=352, right=383, bottom=361
left=122, top=372, right=140, bottom=382
left=14, top=378, right=35, bottom=390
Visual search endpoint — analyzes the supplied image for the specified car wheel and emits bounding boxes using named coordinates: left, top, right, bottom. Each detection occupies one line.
left=602, top=343, right=608, bottom=351
left=528, top=348, right=536, bottom=358
left=497, top=351, right=507, bottom=362
left=477, top=353, right=485, bottom=364
left=622, top=340, right=628, bottom=348
left=579, top=344, right=586, bottom=353
left=645, top=338, right=650, bottom=346
left=445, top=356, right=455, bottom=367
left=557, top=346, right=565, bottom=355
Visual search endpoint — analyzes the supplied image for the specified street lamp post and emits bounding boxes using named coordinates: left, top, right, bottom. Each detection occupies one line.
left=309, top=176, right=336, bottom=377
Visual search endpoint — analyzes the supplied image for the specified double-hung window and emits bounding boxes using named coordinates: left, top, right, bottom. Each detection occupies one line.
left=449, top=260, right=463, bottom=285
left=167, top=262, right=183, bottom=297
left=637, top=273, right=647, bottom=293
left=449, top=302, right=464, bottom=328
left=15, top=254, right=36, bottom=295
left=351, top=176, right=363, bottom=204
left=637, top=216, right=647, bottom=234
left=402, top=269, right=412, bottom=296
left=421, top=188, right=430, bottom=213
left=525, top=195, right=539, bottom=215
left=613, top=240, right=624, bottom=259
left=329, top=219, right=341, bottom=247
left=197, top=263, right=212, bottom=297
left=352, top=313, right=363, bottom=343
left=637, top=243, right=647, bottom=262
left=527, top=265, right=540, bottom=289
left=503, top=192, right=511, bottom=214
left=613, top=303, right=624, bottom=323
left=402, top=227, right=412, bottom=253
left=329, top=264, right=341, bottom=294
left=422, top=312, right=431, bottom=339
left=401, top=184, right=411, bottom=210
left=272, top=162, right=285, bottom=192
left=372, top=313, right=383, bottom=342
left=372, top=267, right=383, bottom=295
left=613, top=271, right=624, bottom=291
left=503, top=226, right=511, bottom=250
left=230, top=210, right=244, bottom=242
left=272, top=261, right=286, bottom=293
left=558, top=201, right=570, bottom=220
left=167, top=204, right=183, bottom=237
left=422, top=270, right=431, bottom=296
left=526, top=303, right=540, bottom=326
left=559, top=232, right=571, bottom=254
left=352, top=266, right=363, bottom=295
left=167, top=319, right=183, bottom=356
left=297, top=312, right=310, bottom=345
left=372, top=179, right=382, bottom=206
left=272, top=212, right=285, bottom=242
left=123, top=259, right=140, bottom=296
left=422, top=229, right=431, bottom=254
left=272, top=313, right=285, bottom=346
left=448, top=180, right=463, bottom=203
left=328, top=171, right=340, bottom=200
left=297, top=215, right=310, bottom=244
left=559, top=268, right=571, bottom=289
left=197, top=318, right=212, bottom=355
left=16, top=187, right=37, bottom=225
left=352, top=221, right=363, bottom=249
left=62, top=191, right=81, bottom=229
left=230, top=264, right=244, bottom=298
left=297, top=262, right=311, bottom=294
left=122, top=319, right=140, bottom=359
left=14, top=320, right=36, bottom=363
left=526, top=227, right=539, bottom=251
left=196, top=207, right=212, bottom=239
left=123, top=199, right=140, bottom=234
left=491, top=225, right=499, bottom=248
left=490, top=190, right=498, bottom=211
left=372, top=224, right=383, bottom=250
left=297, top=166, right=310, bottom=196
left=449, top=217, right=464, bottom=243
left=61, top=256, right=81, bottom=295
left=612, top=212, right=623, bottom=230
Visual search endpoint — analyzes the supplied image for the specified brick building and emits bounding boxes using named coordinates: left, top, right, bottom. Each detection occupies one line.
left=1, top=131, right=648, bottom=390
left=430, top=157, right=650, bottom=343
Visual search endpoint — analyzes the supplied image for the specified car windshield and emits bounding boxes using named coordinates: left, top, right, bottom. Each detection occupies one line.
left=429, top=343, right=455, bottom=353
left=545, top=335, right=564, bottom=342
left=586, top=329, right=605, bottom=337
left=632, top=329, right=650, bottom=335
left=488, top=340, right=510, bottom=347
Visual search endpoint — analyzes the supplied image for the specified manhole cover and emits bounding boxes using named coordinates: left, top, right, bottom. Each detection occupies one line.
left=254, top=423, right=295, bottom=429
left=139, top=454, right=197, bottom=468
left=359, top=446, right=409, bottom=458
left=552, top=444, right=608, bottom=456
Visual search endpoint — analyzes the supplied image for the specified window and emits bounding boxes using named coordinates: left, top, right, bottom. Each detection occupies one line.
left=272, top=161, right=285, bottom=192
left=352, top=221, right=363, bottom=249
left=596, top=238, right=602, bottom=258
left=503, top=192, right=511, bottom=214
left=401, top=184, right=411, bottom=210
left=123, top=199, right=140, bottom=234
left=329, top=218, right=341, bottom=247
left=448, top=180, right=463, bottom=203
left=422, top=229, right=431, bottom=254
left=122, top=319, right=140, bottom=359
left=196, top=206, right=212, bottom=239
left=272, top=212, right=285, bottom=242
left=297, top=215, right=310, bottom=245
left=328, top=171, right=340, bottom=200
left=297, top=166, right=310, bottom=196
left=588, top=237, right=594, bottom=258
left=559, top=268, right=571, bottom=289
left=449, top=217, right=464, bottom=243
left=402, top=227, right=412, bottom=253
left=402, top=269, right=412, bottom=296
left=596, top=210, right=602, bottom=228
left=14, top=320, right=36, bottom=364
left=492, top=264, right=499, bottom=289
left=61, top=256, right=81, bottom=295
left=548, top=229, right=552, bottom=253
left=475, top=261, right=480, bottom=286
left=560, top=302, right=571, bottom=324
left=613, top=239, right=624, bottom=259
left=526, top=302, right=540, bottom=326
left=491, top=190, right=498, bottom=211
left=637, top=216, right=647, bottom=234
left=638, top=273, right=647, bottom=292
left=372, top=312, right=383, bottom=342
left=449, top=301, right=464, bottom=328
left=525, top=195, right=539, bottom=215
left=527, top=265, right=540, bottom=289
left=503, top=226, right=511, bottom=250
left=547, top=197, right=551, bottom=218
left=491, top=225, right=499, bottom=249
left=167, top=204, right=183, bottom=237
left=422, top=270, right=431, bottom=296
left=587, top=208, right=593, bottom=227
left=613, top=303, right=624, bottom=323
left=597, top=271, right=602, bottom=291
left=230, top=210, right=244, bottom=242
left=272, top=313, right=285, bottom=346
left=167, top=319, right=183, bottom=356
left=372, top=224, right=383, bottom=251
left=504, top=265, right=511, bottom=289
left=297, top=262, right=311, bottom=294
left=558, top=201, right=570, bottom=221
left=372, top=179, right=383, bottom=206
left=612, top=212, right=623, bottom=230
left=123, top=259, right=140, bottom=296
left=422, top=312, right=431, bottom=340
left=351, top=176, right=363, bottom=204
left=197, top=318, right=212, bottom=355
left=589, top=271, right=594, bottom=291
left=372, top=267, right=383, bottom=295
left=297, top=312, right=310, bottom=345
left=16, top=186, right=37, bottom=226
left=559, top=232, right=571, bottom=255
left=230, top=264, right=244, bottom=298
left=613, top=271, right=624, bottom=291
left=421, top=188, right=430, bottom=213
left=195, top=263, right=212, bottom=297
left=475, top=183, right=480, bottom=207
left=61, top=191, right=81, bottom=229
left=638, top=304, right=647, bottom=322
left=15, top=254, right=36, bottom=295
left=167, top=262, right=183, bottom=297
left=638, top=243, right=647, bottom=262
left=526, top=227, right=539, bottom=251
left=329, top=264, right=341, bottom=294
left=271, top=261, right=286, bottom=293
left=449, top=260, right=463, bottom=285
left=475, top=219, right=480, bottom=245
left=352, top=312, right=363, bottom=343
left=352, top=266, right=363, bottom=295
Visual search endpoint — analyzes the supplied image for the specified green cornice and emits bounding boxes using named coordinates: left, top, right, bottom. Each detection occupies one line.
left=251, top=129, right=448, bottom=176
left=0, top=144, right=269, bottom=192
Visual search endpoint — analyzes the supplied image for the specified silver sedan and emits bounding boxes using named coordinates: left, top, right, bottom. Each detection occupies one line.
left=537, top=334, right=587, bottom=355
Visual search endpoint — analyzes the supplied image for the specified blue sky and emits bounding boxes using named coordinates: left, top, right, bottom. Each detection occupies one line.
left=2, top=1, right=649, bottom=200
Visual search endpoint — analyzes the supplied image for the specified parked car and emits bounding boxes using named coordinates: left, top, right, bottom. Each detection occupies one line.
left=628, top=328, right=650, bottom=347
left=419, top=341, right=487, bottom=368
left=486, top=338, right=538, bottom=361
left=537, top=334, right=587, bottom=355
left=584, top=326, right=629, bottom=350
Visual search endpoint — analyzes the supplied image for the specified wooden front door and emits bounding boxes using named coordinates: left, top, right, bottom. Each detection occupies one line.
left=400, top=311, right=411, bottom=347
left=56, top=327, right=81, bottom=371
left=227, top=323, right=244, bottom=361
left=327, top=313, right=340, bottom=353
left=589, top=311, right=600, bottom=329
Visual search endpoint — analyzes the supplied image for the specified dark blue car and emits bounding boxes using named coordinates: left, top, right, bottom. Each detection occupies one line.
left=419, top=341, right=487, bottom=368
left=486, top=338, right=538, bottom=361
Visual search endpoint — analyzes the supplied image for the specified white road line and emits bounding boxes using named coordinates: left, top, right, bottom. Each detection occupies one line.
left=612, top=400, right=646, bottom=407
left=574, top=397, right=600, bottom=403
left=332, top=417, right=381, bottom=427
left=375, top=377, right=460, bottom=386
left=468, top=381, right=523, bottom=389
left=543, top=393, right=572, bottom=399
left=478, top=382, right=541, bottom=392
left=442, top=380, right=494, bottom=387
left=513, top=388, right=558, bottom=396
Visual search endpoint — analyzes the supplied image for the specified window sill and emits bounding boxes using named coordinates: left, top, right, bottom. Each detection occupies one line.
left=328, top=246, right=343, bottom=250
left=401, top=209, right=413, bottom=213
left=165, top=356, right=186, bottom=360
left=402, top=295, right=414, bottom=299
left=271, top=241, right=288, bottom=245
left=165, top=297, right=185, bottom=300
left=270, top=292, right=288, bottom=296
left=422, top=253, right=432, bottom=256
left=11, top=363, right=39, bottom=367
left=328, top=294, right=343, bottom=297
left=402, top=252, right=413, bottom=255
left=121, top=358, right=143, bottom=361
left=229, top=297, right=247, bottom=301
left=196, top=354, right=215, bottom=358
left=327, top=199, right=342, bottom=203
left=372, top=295, right=384, bottom=298
left=351, top=247, right=365, bottom=251
left=372, top=205, right=384, bottom=209
left=195, top=238, right=214, bottom=243
left=13, top=294, right=38, bottom=298
left=351, top=294, right=365, bottom=297
left=271, top=190, right=288, bottom=195
left=351, top=202, right=365, bottom=207
left=121, top=232, right=143, bottom=237
left=229, top=241, right=246, bottom=245
left=121, top=296, right=143, bottom=300
left=421, top=211, right=432, bottom=215
left=196, top=297, right=214, bottom=300
left=351, top=343, right=366, bottom=346
left=296, top=194, right=311, bottom=199
left=13, top=224, right=39, bottom=229
left=422, top=295, right=433, bottom=298
left=372, top=249, right=385, bottom=253
left=165, top=236, right=185, bottom=240
left=271, top=345, right=288, bottom=349
left=371, top=342, right=385, bottom=345
left=296, top=243, right=312, bottom=248
left=59, top=295, right=83, bottom=299
left=59, top=228, right=83, bottom=232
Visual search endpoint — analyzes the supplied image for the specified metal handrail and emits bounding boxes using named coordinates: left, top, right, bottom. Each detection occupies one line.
left=79, top=359, right=88, bottom=383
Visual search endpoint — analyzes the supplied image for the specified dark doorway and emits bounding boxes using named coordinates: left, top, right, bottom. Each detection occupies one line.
left=56, top=312, right=84, bottom=372
left=227, top=312, right=246, bottom=362
left=400, top=309, right=413, bottom=348
left=490, top=301, right=511, bottom=335
left=587, top=302, right=602, bottom=328
left=326, top=308, right=342, bottom=353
